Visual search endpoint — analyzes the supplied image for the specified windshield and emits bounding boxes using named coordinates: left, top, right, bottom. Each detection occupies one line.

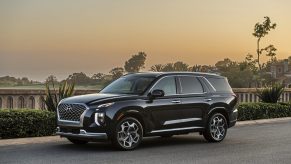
left=100, top=75, right=156, bottom=95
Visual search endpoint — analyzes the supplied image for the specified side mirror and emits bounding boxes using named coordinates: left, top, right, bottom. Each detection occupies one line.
left=149, top=89, right=165, bottom=99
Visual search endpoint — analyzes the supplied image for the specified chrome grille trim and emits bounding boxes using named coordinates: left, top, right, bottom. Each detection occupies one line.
left=57, top=103, right=89, bottom=126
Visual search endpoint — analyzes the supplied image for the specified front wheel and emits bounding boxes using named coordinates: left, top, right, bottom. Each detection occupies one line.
left=203, top=113, right=228, bottom=142
left=112, top=117, right=143, bottom=150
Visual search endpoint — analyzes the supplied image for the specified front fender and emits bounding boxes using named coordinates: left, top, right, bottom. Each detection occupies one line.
left=105, top=103, right=152, bottom=136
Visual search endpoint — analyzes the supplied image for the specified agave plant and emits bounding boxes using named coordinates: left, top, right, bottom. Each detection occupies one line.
left=44, top=81, right=75, bottom=112
left=256, top=83, right=284, bottom=103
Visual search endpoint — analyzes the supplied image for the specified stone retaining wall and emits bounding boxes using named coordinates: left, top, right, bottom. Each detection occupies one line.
left=1, top=88, right=291, bottom=109
left=0, top=89, right=97, bottom=109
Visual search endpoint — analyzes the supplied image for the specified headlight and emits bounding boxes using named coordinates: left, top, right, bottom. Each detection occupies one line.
left=97, top=102, right=115, bottom=108
left=95, top=112, right=105, bottom=126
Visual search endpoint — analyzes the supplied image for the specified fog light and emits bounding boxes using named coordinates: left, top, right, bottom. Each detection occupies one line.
left=95, top=113, right=105, bottom=126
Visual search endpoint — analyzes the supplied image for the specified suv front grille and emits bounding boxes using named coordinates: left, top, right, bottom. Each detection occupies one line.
left=57, top=103, right=87, bottom=122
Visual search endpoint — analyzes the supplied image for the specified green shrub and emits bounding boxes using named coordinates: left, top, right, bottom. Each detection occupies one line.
left=0, top=109, right=56, bottom=139
left=238, top=102, right=291, bottom=121
left=256, top=84, right=284, bottom=103
left=1, top=103, right=291, bottom=139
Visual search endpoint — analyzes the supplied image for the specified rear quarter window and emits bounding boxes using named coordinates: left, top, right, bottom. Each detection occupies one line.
left=206, top=77, right=233, bottom=93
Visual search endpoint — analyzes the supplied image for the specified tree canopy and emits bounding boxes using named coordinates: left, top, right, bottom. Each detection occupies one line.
left=124, top=52, right=147, bottom=73
left=253, top=16, right=277, bottom=70
left=110, top=67, right=125, bottom=80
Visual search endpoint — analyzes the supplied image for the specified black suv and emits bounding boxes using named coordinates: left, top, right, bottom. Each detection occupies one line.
left=56, top=72, right=238, bottom=150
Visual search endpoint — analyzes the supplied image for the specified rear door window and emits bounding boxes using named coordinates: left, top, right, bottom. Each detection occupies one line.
left=179, top=76, right=204, bottom=94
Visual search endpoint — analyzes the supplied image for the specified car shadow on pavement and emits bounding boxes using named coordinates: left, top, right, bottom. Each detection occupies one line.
left=54, top=134, right=209, bottom=152
left=140, top=135, right=207, bottom=149
left=54, top=141, right=115, bottom=152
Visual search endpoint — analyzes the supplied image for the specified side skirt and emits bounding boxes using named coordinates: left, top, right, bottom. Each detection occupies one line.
left=150, top=126, right=204, bottom=134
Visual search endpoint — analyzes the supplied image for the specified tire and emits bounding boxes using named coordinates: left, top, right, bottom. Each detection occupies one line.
left=203, top=113, right=228, bottom=142
left=112, top=117, right=143, bottom=150
left=67, top=138, right=89, bottom=145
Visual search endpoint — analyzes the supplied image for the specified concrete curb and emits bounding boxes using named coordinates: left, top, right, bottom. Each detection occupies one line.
left=236, top=117, right=291, bottom=126
left=1, top=117, right=291, bottom=147
left=0, top=136, right=64, bottom=147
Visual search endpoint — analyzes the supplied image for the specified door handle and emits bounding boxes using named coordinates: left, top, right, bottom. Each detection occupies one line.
left=204, top=98, right=212, bottom=102
left=171, top=100, right=181, bottom=104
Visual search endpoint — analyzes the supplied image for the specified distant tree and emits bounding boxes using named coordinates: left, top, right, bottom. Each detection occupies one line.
left=45, top=75, right=58, bottom=84
left=288, top=56, right=291, bottom=66
left=21, top=77, right=30, bottom=84
left=150, top=61, right=189, bottom=72
left=162, top=63, right=175, bottom=72
left=173, top=61, right=189, bottom=71
left=66, top=72, right=94, bottom=85
left=253, top=16, right=276, bottom=70
left=0, top=76, right=34, bottom=86
left=92, top=73, right=106, bottom=81
left=110, top=67, right=124, bottom=80
left=215, top=58, right=255, bottom=87
left=243, top=54, right=258, bottom=73
left=150, top=64, right=164, bottom=72
left=203, top=65, right=215, bottom=72
left=189, top=65, right=202, bottom=72
left=124, top=52, right=147, bottom=73
left=189, top=65, right=214, bottom=72
left=262, top=44, right=277, bottom=62
left=215, top=58, right=237, bottom=72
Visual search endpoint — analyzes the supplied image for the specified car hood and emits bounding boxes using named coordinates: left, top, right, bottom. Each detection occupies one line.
left=60, top=93, right=136, bottom=105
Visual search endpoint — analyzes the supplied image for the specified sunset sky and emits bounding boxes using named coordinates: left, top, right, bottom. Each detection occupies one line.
left=1, top=0, right=291, bottom=81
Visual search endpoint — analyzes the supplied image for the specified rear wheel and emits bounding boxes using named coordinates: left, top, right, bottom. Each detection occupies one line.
left=112, top=117, right=143, bottom=150
left=203, top=113, right=228, bottom=142
left=67, top=138, right=89, bottom=145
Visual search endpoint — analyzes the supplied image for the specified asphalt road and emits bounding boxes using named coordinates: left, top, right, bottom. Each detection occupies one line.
left=1, top=121, right=291, bottom=164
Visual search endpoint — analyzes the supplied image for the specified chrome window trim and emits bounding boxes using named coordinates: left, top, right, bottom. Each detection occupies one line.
left=57, top=102, right=89, bottom=127
left=163, top=117, right=202, bottom=125
left=150, top=126, right=204, bottom=133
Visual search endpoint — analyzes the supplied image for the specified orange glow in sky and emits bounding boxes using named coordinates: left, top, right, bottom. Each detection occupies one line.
left=0, top=0, right=291, bottom=80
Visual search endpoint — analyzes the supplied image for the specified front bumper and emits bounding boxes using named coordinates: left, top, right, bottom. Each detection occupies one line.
left=56, top=127, right=108, bottom=141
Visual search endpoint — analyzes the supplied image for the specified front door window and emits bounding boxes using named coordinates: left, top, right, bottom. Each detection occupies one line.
left=152, top=76, right=176, bottom=95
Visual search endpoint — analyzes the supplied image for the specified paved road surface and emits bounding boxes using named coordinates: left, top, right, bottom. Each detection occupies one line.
left=1, top=121, right=291, bottom=164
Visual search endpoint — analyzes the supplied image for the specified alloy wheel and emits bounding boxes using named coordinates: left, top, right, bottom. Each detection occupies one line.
left=210, top=115, right=226, bottom=141
left=116, top=118, right=142, bottom=149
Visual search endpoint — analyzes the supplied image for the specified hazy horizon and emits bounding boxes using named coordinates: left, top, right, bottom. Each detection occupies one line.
left=1, top=0, right=291, bottom=81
